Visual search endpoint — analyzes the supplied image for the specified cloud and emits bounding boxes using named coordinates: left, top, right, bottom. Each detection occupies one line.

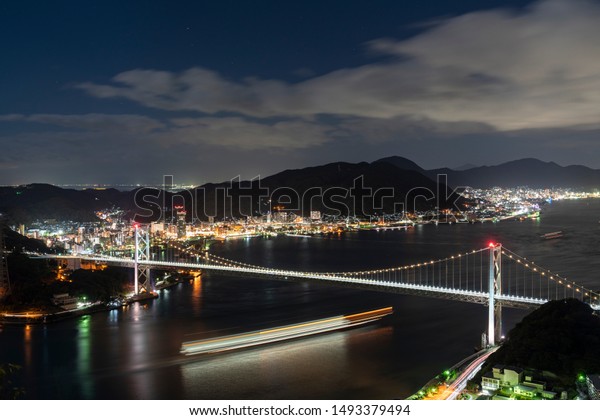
left=4, top=112, right=600, bottom=184
left=337, top=116, right=496, bottom=143
left=0, top=117, right=337, bottom=184
left=0, top=113, right=165, bottom=133
left=5, top=0, right=600, bottom=183
left=76, top=0, right=600, bottom=131
left=0, top=113, right=333, bottom=150
left=292, top=68, right=317, bottom=78
left=169, top=117, right=333, bottom=149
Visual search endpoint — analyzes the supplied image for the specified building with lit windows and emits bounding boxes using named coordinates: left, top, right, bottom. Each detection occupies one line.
left=481, top=365, right=558, bottom=399
left=175, top=206, right=187, bottom=238
left=481, top=365, right=523, bottom=391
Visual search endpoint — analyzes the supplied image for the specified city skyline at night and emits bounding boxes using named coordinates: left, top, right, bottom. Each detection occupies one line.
left=2, top=0, right=600, bottom=408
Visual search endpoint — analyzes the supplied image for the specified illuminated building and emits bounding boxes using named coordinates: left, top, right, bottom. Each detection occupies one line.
left=175, top=206, right=187, bottom=238
left=481, top=365, right=523, bottom=391
left=482, top=365, right=558, bottom=399
left=52, top=293, right=79, bottom=310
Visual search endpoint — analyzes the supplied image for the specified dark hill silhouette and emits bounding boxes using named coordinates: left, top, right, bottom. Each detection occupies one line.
left=452, top=163, right=478, bottom=171
left=2, top=156, right=600, bottom=222
left=0, top=184, right=130, bottom=223
left=181, top=161, right=458, bottom=220
left=1, top=162, right=458, bottom=222
left=483, top=299, right=600, bottom=377
left=373, top=156, right=427, bottom=174
left=426, top=158, right=600, bottom=188
left=377, top=156, right=600, bottom=188
left=1, top=226, right=50, bottom=253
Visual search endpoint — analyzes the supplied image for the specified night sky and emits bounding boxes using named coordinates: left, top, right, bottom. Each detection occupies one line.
left=2, top=0, right=600, bottom=185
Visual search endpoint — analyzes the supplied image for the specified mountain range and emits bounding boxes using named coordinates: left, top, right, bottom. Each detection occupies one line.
left=1, top=157, right=599, bottom=223
left=377, top=156, right=600, bottom=188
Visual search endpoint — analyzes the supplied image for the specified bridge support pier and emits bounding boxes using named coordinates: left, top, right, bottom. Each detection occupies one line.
left=134, top=224, right=153, bottom=294
left=488, top=243, right=502, bottom=346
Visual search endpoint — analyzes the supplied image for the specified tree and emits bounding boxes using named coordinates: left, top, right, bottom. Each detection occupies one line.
left=0, top=364, right=24, bottom=399
left=483, top=299, right=600, bottom=378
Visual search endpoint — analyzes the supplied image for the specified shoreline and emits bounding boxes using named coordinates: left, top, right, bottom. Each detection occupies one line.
left=0, top=278, right=185, bottom=326
left=0, top=302, right=110, bottom=325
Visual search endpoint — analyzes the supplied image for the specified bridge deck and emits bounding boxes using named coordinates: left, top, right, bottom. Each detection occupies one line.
left=36, top=254, right=595, bottom=310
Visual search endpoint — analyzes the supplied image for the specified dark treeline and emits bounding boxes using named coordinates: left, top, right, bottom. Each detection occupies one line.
left=484, top=299, right=600, bottom=378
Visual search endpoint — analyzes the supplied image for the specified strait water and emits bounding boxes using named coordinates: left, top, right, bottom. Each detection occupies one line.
left=1, top=200, right=599, bottom=399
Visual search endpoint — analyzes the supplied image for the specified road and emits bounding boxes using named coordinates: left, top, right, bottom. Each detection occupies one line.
left=430, top=347, right=498, bottom=400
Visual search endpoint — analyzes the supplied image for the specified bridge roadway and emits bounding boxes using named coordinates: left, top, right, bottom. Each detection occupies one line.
left=43, top=254, right=596, bottom=310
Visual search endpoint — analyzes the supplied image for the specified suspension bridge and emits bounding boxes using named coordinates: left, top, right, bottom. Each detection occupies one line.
left=41, top=225, right=600, bottom=346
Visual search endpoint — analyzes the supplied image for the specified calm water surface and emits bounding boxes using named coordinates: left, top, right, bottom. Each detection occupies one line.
left=1, top=199, right=599, bottom=399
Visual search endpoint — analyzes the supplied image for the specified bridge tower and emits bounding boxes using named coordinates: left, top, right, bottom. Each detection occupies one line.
left=134, top=224, right=153, bottom=295
left=0, top=218, right=11, bottom=300
left=487, top=243, right=502, bottom=346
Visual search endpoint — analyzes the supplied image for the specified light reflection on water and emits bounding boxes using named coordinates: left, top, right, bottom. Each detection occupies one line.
left=0, top=199, right=598, bottom=399
left=181, top=331, right=351, bottom=399
left=77, top=316, right=93, bottom=398
left=180, top=326, right=399, bottom=399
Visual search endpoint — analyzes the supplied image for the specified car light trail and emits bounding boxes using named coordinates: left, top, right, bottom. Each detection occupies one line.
left=181, top=307, right=393, bottom=355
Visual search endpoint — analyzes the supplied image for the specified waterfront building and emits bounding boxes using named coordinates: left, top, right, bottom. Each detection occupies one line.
left=52, top=293, right=79, bottom=310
